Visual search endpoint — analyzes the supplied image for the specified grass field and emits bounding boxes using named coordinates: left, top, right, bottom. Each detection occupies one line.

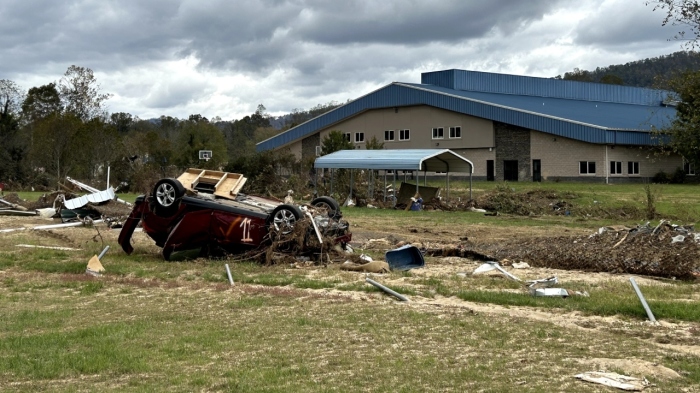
left=1, top=181, right=699, bottom=391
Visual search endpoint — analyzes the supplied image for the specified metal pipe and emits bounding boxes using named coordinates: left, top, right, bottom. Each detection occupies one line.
left=446, top=172, right=450, bottom=201
left=33, top=219, right=104, bottom=230
left=225, top=264, right=234, bottom=286
left=393, top=172, right=396, bottom=207
left=383, top=171, right=387, bottom=202
left=350, top=169, right=354, bottom=202
left=629, top=277, right=656, bottom=322
left=97, top=245, right=110, bottom=260
left=366, top=278, right=408, bottom=301
left=469, top=169, right=473, bottom=201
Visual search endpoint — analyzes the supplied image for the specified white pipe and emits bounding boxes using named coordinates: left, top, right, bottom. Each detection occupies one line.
left=225, top=264, right=234, bottom=286
left=107, top=166, right=111, bottom=189
left=0, top=219, right=104, bottom=233
left=630, top=277, right=657, bottom=322
left=33, top=219, right=104, bottom=230
left=366, top=278, right=408, bottom=301
left=98, top=245, right=110, bottom=260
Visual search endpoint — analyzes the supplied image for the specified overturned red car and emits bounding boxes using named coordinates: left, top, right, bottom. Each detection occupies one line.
left=118, top=169, right=351, bottom=260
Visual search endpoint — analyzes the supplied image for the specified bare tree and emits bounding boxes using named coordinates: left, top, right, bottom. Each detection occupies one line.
left=58, top=65, right=111, bottom=121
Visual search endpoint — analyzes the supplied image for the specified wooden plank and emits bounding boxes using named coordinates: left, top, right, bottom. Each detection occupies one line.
left=213, top=173, right=247, bottom=199
left=176, top=168, right=206, bottom=189
left=176, top=168, right=247, bottom=200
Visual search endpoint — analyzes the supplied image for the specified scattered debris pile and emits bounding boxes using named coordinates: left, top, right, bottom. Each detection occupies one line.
left=474, top=187, right=578, bottom=216
left=495, top=221, right=700, bottom=279
left=0, top=176, right=133, bottom=228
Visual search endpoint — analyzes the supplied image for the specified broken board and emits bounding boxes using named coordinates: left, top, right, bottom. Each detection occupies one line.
left=176, top=168, right=247, bottom=200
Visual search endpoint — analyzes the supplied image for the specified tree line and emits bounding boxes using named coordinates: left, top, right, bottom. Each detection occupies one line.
left=0, top=66, right=343, bottom=193
left=555, top=51, right=700, bottom=90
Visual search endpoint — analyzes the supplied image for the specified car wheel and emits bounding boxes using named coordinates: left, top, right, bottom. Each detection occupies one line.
left=152, top=178, right=185, bottom=217
left=311, top=196, right=341, bottom=218
left=269, top=204, right=303, bottom=235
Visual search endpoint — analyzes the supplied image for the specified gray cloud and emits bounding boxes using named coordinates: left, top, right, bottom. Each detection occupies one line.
left=0, top=0, right=686, bottom=119
left=575, top=2, right=677, bottom=47
left=293, top=0, right=570, bottom=45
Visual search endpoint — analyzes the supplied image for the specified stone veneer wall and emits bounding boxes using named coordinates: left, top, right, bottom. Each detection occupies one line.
left=301, top=133, right=321, bottom=161
left=494, top=122, right=530, bottom=181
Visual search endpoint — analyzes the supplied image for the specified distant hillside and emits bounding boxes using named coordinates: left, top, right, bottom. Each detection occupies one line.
left=271, top=101, right=343, bottom=130
left=555, top=51, right=700, bottom=90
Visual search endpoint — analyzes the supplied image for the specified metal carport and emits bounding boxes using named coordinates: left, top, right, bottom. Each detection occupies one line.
left=313, top=149, right=474, bottom=202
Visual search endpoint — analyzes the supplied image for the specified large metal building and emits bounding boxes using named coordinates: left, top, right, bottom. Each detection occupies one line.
left=257, top=69, right=688, bottom=182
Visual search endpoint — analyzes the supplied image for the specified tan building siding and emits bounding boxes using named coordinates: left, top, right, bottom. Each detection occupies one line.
left=305, top=105, right=493, bottom=159
left=451, top=148, right=494, bottom=177
left=530, top=131, right=683, bottom=181
left=284, top=143, right=302, bottom=160
left=278, top=108, right=684, bottom=183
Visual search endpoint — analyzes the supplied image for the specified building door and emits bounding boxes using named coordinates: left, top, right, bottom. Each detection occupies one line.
left=532, top=159, right=541, bottom=182
left=504, top=160, right=518, bottom=181
left=486, top=160, right=495, bottom=181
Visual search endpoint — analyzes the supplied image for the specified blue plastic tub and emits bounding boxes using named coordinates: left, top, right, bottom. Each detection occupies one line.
left=385, top=245, right=425, bottom=271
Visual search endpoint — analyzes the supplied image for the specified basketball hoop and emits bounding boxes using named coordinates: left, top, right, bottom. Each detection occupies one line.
left=199, top=150, right=212, bottom=162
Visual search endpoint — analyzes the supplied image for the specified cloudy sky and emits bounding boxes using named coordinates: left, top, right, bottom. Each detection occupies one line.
left=0, top=0, right=686, bottom=121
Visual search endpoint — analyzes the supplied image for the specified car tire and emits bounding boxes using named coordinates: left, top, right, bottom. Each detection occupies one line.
left=152, top=178, right=185, bottom=217
left=311, top=196, right=341, bottom=218
left=269, top=204, right=303, bottom=235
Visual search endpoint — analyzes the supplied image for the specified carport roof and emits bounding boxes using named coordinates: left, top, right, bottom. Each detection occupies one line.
left=313, top=149, right=474, bottom=173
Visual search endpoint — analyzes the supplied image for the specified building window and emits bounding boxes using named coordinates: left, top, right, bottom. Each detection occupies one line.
left=343, top=133, right=351, bottom=142
left=685, top=161, right=695, bottom=175
left=384, top=130, right=394, bottom=141
left=432, top=127, right=444, bottom=139
left=399, top=129, right=410, bottom=141
left=355, top=132, right=365, bottom=143
left=579, top=161, right=596, bottom=175
left=449, top=126, right=461, bottom=138
left=628, top=161, right=640, bottom=175
left=610, top=161, right=622, bottom=175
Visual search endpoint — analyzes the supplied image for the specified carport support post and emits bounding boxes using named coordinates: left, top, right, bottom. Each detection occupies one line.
left=383, top=171, right=387, bottom=202
left=469, top=171, right=473, bottom=201
left=446, top=172, right=450, bottom=201
left=393, top=172, right=397, bottom=207
left=330, top=169, right=334, bottom=195
left=349, top=169, right=354, bottom=203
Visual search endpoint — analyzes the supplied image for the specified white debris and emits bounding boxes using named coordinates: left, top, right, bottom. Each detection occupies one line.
left=575, top=371, right=649, bottom=391
left=64, top=187, right=116, bottom=209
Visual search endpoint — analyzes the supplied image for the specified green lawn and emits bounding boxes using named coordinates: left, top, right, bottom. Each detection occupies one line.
left=1, top=181, right=699, bottom=391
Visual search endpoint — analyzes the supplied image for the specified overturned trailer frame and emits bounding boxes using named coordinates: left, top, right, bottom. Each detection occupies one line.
left=313, top=149, right=474, bottom=204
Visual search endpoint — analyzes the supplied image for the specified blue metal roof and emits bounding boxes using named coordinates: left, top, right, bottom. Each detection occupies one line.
left=314, top=149, right=474, bottom=173
left=257, top=70, right=677, bottom=151
left=401, top=83, right=675, bottom=131
left=421, top=69, right=673, bottom=105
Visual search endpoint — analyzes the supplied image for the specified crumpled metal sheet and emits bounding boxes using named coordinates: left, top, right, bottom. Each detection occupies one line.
left=64, top=187, right=115, bottom=209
